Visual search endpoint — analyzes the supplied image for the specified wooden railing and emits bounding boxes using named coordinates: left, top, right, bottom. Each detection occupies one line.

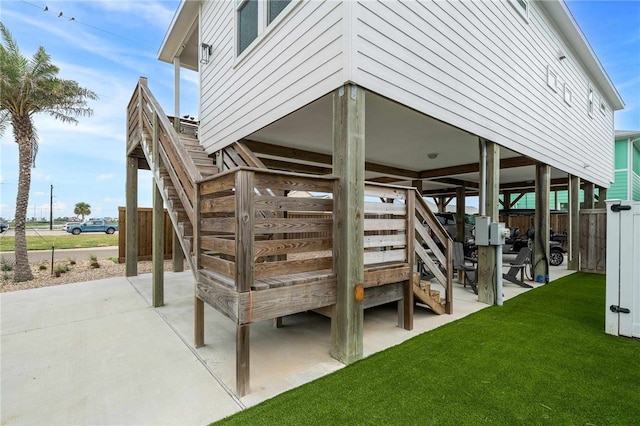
left=127, top=77, right=202, bottom=273
left=197, top=168, right=337, bottom=290
left=412, top=189, right=453, bottom=313
left=127, top=78, right=201, bottom=225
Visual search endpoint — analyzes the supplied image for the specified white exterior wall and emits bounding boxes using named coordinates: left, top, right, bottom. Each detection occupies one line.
left=198, top=0, right=345, bottom=153
left=350, top=0, right=615, bottom=188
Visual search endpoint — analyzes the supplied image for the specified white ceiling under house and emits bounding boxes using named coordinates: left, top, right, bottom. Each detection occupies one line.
left=245, top=90, right=570, bottom=198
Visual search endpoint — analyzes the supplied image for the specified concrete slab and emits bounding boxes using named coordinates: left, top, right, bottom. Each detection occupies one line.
left=1, top=262, right=575, bottom=425
left=1, top=278, right=242, bottom=425
left=128, top=263, right=575, bottom=409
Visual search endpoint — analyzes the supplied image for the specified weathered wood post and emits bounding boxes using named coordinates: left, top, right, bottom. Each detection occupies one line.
left=194, top=183, right=204, bottom=348
left=125, top=156, right=138, bottom=277
left=456, top=186, right=466, bottom=282
left=568, top=175, right=580, bottom=270
left=534, top=163, right=550, bottom=282
left=235, top=170, right=255, bottom=396
left=596, top=187, right=607, bottom=208
left=583, top=181, right=595, bottom=209
left=331, top=84, right=365, bottom=364
left=477, top=139, right=499, bottom=305
left=152, top=111, right=165, bottom=307
left=172, top=229, right=184, bottom=272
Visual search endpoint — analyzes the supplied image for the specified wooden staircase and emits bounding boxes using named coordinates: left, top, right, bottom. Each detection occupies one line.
left=127, top=78, right=219, bottom=278
left=412, top=272, right=447, bottom=315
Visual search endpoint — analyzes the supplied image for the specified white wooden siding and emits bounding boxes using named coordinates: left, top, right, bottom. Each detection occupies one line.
left=352, top=0, right=615, bottom=187
left=199, top=0, right=345, bottom=154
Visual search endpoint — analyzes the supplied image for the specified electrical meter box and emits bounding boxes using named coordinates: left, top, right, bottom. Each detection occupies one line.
left=475, top=216, right=490, bottom=246
left=489, top=222, right=508, bottom=246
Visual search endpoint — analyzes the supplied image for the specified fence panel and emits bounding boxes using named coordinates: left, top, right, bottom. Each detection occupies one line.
left=118, top=207, right=174, bottom=262
left=579, top=209, right=606, bottom=274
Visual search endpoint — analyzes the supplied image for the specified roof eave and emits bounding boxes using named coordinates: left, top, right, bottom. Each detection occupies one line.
left=158, top=0, right=200, bottom=65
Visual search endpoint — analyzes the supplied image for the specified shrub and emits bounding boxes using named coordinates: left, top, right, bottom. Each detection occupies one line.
left=0, top=257, right=14, bottom=272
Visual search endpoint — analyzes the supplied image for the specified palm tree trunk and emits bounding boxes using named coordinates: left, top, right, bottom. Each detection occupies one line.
left=13, top=118, right=34, bottom=282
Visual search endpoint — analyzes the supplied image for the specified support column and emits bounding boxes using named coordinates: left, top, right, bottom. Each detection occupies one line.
left=172, top=229, right=184, bottom=272
left=456, top=186, right=466, bottom=282
left=596, top=187, right=607, bottom=208
left=477, top=139, right=499, bottom=305
left=455, top=187, right=466, bottom=243
left=583, top=182, right=595, bottom=209
left=173, top=57, right=181, bottom=131
left=331, top=84, right=365, bottom=365
left=411, top=180, right=423, bottom=196
left=534, top=164, right=550, bottom=283
left=436, top=196, right=447, bottom=213
left=125, top=156, right=138, bottom=277
left=152, top=112, right=164, bottom=307
left=568, top=175, right=580, bottom=270
left=503, top=192, right=511, bottom=227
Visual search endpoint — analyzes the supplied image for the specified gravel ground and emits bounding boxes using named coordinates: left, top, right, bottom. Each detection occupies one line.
left=0, top=258, right=186, bottom=293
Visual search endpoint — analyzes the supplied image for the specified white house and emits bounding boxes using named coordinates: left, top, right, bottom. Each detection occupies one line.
left=126, top=0, right=625, bottom=395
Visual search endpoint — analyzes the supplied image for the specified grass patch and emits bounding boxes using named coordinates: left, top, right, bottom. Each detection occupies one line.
left=0, top=234, right=117, bottom=251
left=215, top=273, right=639, bottom=425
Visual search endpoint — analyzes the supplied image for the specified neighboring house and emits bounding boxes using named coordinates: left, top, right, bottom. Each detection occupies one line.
left=610, top=130, right=640, bottom=201
left=126, top=0, right=625, bottom=396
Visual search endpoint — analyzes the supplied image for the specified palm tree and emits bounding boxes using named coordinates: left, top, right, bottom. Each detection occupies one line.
left=0, top=23, right=98, bottom=282
left=74, top=202, right=91, bottom=221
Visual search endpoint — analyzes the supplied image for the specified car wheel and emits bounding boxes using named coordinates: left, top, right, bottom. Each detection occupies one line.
left=106, top=228, right=115, bottom=235
left=549, top=250, right=564, bottom=266
left=72, top=228, right=81, bottom=235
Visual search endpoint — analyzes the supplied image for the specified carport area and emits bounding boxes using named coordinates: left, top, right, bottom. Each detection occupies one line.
left=240, top=90, right=596, bottom=303
left=1, top=262, right=575, bottom=424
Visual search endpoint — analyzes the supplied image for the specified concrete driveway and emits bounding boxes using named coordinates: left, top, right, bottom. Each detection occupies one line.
left=1, top=277, right=243, bottom=425
left=1, top=266, right=576, bottom=425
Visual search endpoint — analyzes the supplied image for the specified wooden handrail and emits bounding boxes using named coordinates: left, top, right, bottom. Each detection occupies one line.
left=412, top=189, right=453, bottom=313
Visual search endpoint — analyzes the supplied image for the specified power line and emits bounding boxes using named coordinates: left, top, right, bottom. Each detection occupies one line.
left=19, top=0, right=157, bottom=50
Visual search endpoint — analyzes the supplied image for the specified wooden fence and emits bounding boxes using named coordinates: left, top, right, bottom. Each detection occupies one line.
left=117, top=207, right=174, bottom=262
left=580, top=209, right=606, bottom=274
left=499, top=213, right=569, bottom=236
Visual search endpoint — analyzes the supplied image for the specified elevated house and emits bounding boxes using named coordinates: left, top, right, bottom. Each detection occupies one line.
left=125, top=0, right=623, bottom=395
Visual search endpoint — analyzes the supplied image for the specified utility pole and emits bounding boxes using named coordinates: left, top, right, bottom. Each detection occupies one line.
left=49, top=184, right=54, bottom=230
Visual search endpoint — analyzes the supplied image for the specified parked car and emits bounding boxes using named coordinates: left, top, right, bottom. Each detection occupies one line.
left=504, top=227, right=566, bottom=266
left=66, top=218, right=118, bottom=235
left=433, top=212, right=476, bottom=243
left=61, top=223, right=73, bottom=232
left=0, top=223, right=9, bottom=233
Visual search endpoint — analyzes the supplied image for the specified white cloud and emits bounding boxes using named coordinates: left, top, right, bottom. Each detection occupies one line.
left=96, top=174, right=114, bottom=181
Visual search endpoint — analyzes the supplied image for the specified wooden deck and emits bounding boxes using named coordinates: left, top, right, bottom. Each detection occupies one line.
left=126, top=78, right=453, bottom=396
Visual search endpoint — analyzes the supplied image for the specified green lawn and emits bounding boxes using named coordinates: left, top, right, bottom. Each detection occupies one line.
left=0, top=234, right=118, bottom=251
left=215, top=273, right=639, bottom=425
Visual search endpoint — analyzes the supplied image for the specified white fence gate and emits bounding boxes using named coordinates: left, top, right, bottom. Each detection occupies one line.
left=605, top=200, right=640, bottom=338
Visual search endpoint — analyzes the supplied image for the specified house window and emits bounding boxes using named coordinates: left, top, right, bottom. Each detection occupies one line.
left=268, top=0, right=290, bottom=24
left=600, top=100, right=606, bottom=115
left=237, top=0, right=292, bottom=56
left=509, top=0, right=529, bottom=20
left=547, top=66, right=558, bottom=92
left=564, top=84, right=573, bottom=106
left=237, top=0, right=259, bottom=55
left=588, top=86, right=595, bottom=117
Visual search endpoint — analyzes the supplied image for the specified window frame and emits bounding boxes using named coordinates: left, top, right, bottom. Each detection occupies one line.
left=564, top=83, right=573, bottom=106
left=234, top=0, right=294, bottom=61
left=587, top=86, right=595, bottom=118
left=509, top=0, right=529, bottom=21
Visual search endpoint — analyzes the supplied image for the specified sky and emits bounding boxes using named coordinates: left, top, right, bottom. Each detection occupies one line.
left=0, top=0, right=639, bottom=221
